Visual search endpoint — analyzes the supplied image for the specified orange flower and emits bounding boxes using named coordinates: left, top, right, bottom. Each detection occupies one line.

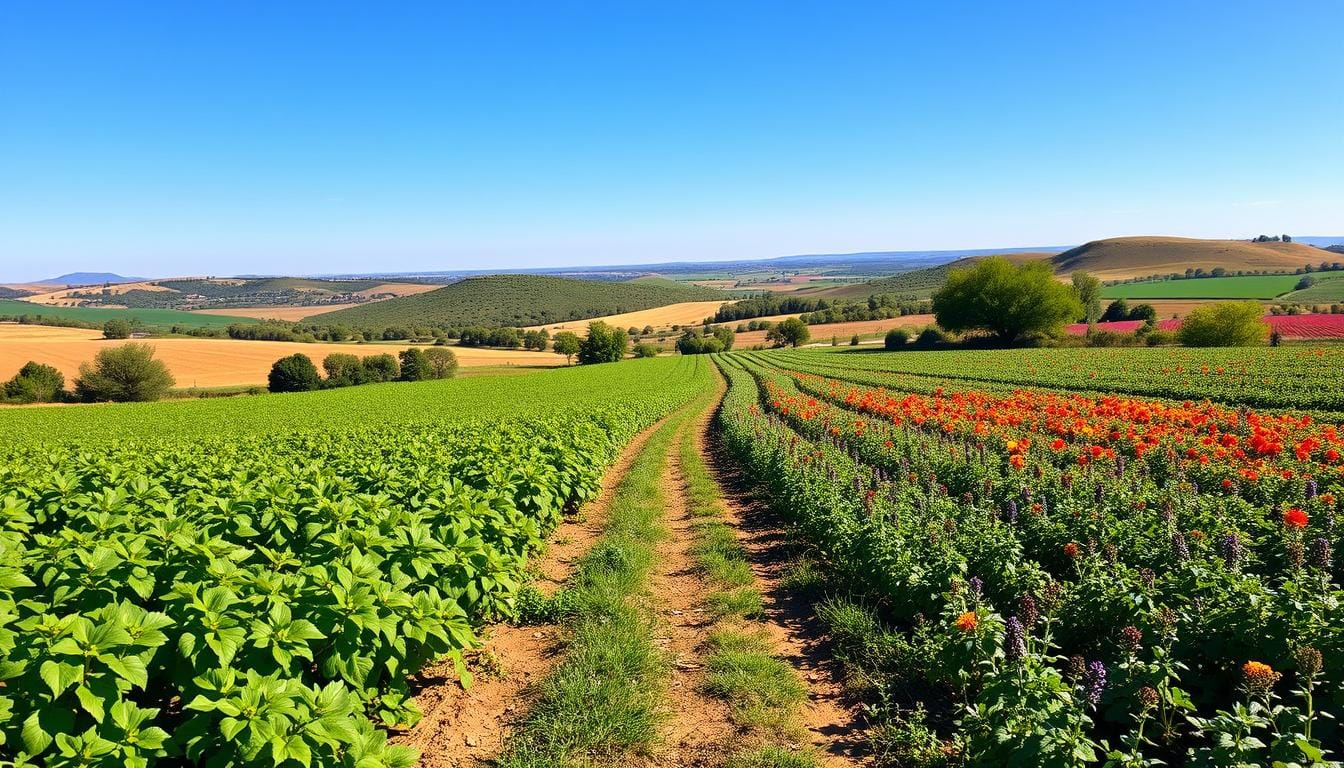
left=1063, top=542, right=1080, bottom=558
left=955, top=611, right=979, bottom=632
left=1009, top=454, right=1025, bottom=470
left=1284, top=508, right=1309, bottom=529
left=1242, top=661, right=1281, bottom=693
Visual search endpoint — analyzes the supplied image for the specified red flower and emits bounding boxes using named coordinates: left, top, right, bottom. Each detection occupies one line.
left=1284, top=508, right=1309, bottom=529
left=1063, top=542, right=1080, bottom=558
left=1050, top=438, right=1066, bottom=451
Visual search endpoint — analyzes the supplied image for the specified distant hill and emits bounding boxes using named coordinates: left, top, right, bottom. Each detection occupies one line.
left=309, top=274, right=724, bottom=329
left=36, top=272, right=144, bottom=286
left=813, top=252, right=1053, bottom=299
left=1050, top=236, right=1328, bottom=280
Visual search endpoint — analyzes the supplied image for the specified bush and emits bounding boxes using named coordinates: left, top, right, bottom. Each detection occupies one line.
left=3, top=361, right=65, bottom=403
left=884, top=327, right=910, bottom=350
left=423, top=347, right=458, bottom=378
left=849, top=334, right=861, bottom=346
left=933, top=257, right=1082, bottom=343
left=268, top=354, right=322, bottom=393
left=632, top=343, right=659, bottom=358
left=322, top=353, right=364, bottom=387
left=75, top=343, right=175, bottom=402
left=912, top=326, right=950, bottom=348
left=1145, top=329, right=1178, bottom=347
left=765, top=317, right=810, bottom=348
left=360, top=353, right=401, bottom=382
left=1177, top=301, right=1269, bottom=347
left=102, top=318, right=132, bottom=339
left=398, top=348, right=430, bottom=381
left=577, top=321, right=628, bottom=364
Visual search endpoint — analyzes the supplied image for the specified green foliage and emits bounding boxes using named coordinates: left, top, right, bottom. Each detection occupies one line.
left=885, top=327, right=910, bottom=350
left=311, top=274, right=721, bottom=329
left=766, top=317, right=810, bottom=348
left=360, top=353, right=400, bottom=383
left=675, top=329, right=724, bottom=355
left=322, top=353, right=364, bottom=387
left=551, top=331, right=581, bottom=363
left=3, top=362, right=66, bottom=404
left=1071, top=271, right=1102, bottom=323
left=102, top=318, right=132, bottom=339
left=422, top=347, right=458, bottom=379
left=0, top=357, right=712, bottom=766
left=267, top=353, right=322, bottom=393
left=577, top=321, right=629, bottom=364
left=0, top=299, right=258, bottom=330
left=397, top=348, right=430, bottom=381
left=1177, top=301, right=1270, bottom=347
left=74, top=343, right=175, bottom=402
left=933, top=257, right=1083, bottom=342
left=632, top=343, right=659, bottom=358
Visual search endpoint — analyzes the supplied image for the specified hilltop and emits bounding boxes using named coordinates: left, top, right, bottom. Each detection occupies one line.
left=35, top=272, right=145, bottom=286
left=1051, top=236, right=1328, bottom=280
left=309, top=274, right=724, bottom=329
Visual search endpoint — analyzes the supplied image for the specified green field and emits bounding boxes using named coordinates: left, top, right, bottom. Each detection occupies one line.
left=1100, top=273, right=1344, bottom=300
left=0, top=356, right=711, bottom=766
left=310, top=274, right=724, bottom=329
left=0, top=299, right=257, bottom=328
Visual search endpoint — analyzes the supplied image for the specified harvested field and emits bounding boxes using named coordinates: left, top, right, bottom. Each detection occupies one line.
left=525, top=299, right=728, bottom=334
left=190, top=305, right=356, bottom=321
left=736, top=314, right=935, bottom=347
left=0, top=324, right=563, bottom=388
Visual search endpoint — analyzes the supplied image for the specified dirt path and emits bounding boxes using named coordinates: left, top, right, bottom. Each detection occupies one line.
left=648, top=405, right=737, bottom=767
left=700, top=415, right=870, bottom=766
left=396, top=415, right=673, bottom=767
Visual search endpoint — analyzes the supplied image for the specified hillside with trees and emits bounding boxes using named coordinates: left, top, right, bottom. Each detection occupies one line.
left=310, top=274, right=722, bottom=329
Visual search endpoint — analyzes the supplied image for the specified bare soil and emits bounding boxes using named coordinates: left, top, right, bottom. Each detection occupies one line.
left=394, top=415, right=671, bottom=766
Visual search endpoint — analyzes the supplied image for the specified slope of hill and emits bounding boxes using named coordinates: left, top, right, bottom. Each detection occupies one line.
left=1051, top=236, right=1328, bottom=280
left=36, top=272, right=144, bottom=286
left=0, top=299, right=257, bottom=329
left=310, top=274, right=724, bottom=329
left=812, top=252, right=1053, bottom=299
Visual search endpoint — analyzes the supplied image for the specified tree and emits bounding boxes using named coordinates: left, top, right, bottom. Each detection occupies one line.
left=1283, top=234, right=1292, bottom=243
left=1101, top=299, right=1131, bottom=323
left=850, top=334, right=861, bottom=346
left=675, top=330, right=704, bottom=355
left=710, top=325, right=735, bottom=351
left=75, top=343, right=175, bottom=402
left=3, top=361, right=65, bottom=403
left=766, top=317, right=810, bottom=348
left=932, top=258, right=1083, bottom=343
left=423, top=347, right=458, bottom=379
left=1128, top=303, right=1158, bottom=322
left=577, top=321, right=628, bottom=364
left=361, top=353, right=401, bottom=383
left=632, top=343, right=658, bottom=358
left=1071, top=272, right=1103, bottom=324
left=398, top=348, right=431, bottom=381
left=884, top=327, right=909, bottom=350
left=1177, top=301, right=1269, bottom=347
left=268, top=353, right=322, bottom=393
left=323, top=353, right=364, bottom=387
left=522, top=329, right=550, bottom=351
left=1297, top=275, right=1317, bottom=291
left=552, top=331, right=581, bottom=364
left=103, top=318, right=132, bottom=339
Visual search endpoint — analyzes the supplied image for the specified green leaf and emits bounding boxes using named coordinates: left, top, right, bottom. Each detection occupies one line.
left=74, top=684, right=106, bottom=722
left=39, top=660, right=82, bottom=699
left=105, top=655, right=149, bottom=689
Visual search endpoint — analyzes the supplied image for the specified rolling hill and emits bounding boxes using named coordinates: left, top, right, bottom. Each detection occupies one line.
left=811, top=252, right=1053, bottom=299
left=0, top=299, right=257, bottom=329
left=1051, top=236, right=1328, bottom=280
left=309, top=274, right=724, bottom=329
left=35, top=272, right=145, bottom=286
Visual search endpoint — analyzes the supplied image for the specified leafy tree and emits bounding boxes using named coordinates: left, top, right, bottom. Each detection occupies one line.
left=577, top=321, right=628, bottom=364
left=552, top=331, right=581, bottom=364
left=423, top=347, right=458, bottom=379
left=1128, top=303, right=1158, bottom=322
left=322, top=353, right=364, bottom=387
left=710, top=325, right=735, bottom=351
left=1100, top=299, right=1130, bottom=322
left=398, top=348, right=431, bottom=381
left=522, top=329, right=550, bottom=351
left=75, top=343, right=175, bottom=402
left=675, top=330, right=704, bottom=355
left=933, top=258, right=1082, bottom=343
left=766, top=317, right=810, bottom=348
left=632, top=343, right=659, bottom=358
left=1178, top=302, right=1269, bottom=347
left=849, top=334, right=861, bottom=346
left=103, top=318, right=132, bottom=339
left=268, top=354, right=322, bottom=393
left=1297, top=275, right=1317, bottom=291
left=360, top=353, right=401, bottom=382
left=3, top=361, right=65, bottom=403
left=1071, top=272, right=1103, bottom=324
left=884, top=328, right=909, bottom=350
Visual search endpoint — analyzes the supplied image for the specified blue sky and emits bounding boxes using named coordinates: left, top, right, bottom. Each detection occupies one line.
left=2, top=1, right=1341, bottom=281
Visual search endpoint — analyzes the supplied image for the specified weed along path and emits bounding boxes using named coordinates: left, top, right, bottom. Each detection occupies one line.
left=397, top=411, right=675, bottom=767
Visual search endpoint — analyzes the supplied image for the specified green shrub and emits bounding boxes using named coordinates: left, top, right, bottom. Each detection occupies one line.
left=74, top=343, right=175, bottom=402
left=578, top=321, right=629, bottom=364
left=884, top=327, right=909, bottom=350
left=423, top=347, right=458, bottom=378
left=360, top=353, right=401, bottom=382
left=3, top=361, right=65, bottom=403
left=932, top=257, right=1082, bottom=342
left=322, top=353, right=364, bottom=387
left=398, top=348, right=430, bottom=381
left=632, top=343, right=658, bottom=358
left=102, top=318, right=132, bottom=339
left=1177, top=301, right=1269, bottom=347
left=268, top=353, right=322, bottom=393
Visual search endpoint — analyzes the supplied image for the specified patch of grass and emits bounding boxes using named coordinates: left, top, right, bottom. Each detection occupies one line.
left=704, top=628, right=808, bottom=732
left=692, top=522, right=756, bottom=586
left=724, top=745, right=820, bottom=768
left=706, top=587, right=765, bottom=619
left=778, top=557, right=826, bottom=592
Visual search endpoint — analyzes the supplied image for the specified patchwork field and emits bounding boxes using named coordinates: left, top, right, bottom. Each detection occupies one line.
left=0, top=299, right=257, bottom=328
left=736, top=313, right=935, bottom=346
left=525, top=299, right=728, bottom=334
left=1102, top=272, right=1344, bottom=300
left=0, top=323, right=563, bottom=389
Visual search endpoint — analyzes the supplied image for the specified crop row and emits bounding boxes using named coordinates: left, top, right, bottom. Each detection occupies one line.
left=0, top=356, right=711, bottom=767
left=715, top=351, right=1344, bottom=766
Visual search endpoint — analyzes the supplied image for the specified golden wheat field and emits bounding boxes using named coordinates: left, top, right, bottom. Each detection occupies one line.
left=525, top=300, right=728, bottom=334
left=0, top=324, right=564, bottom=389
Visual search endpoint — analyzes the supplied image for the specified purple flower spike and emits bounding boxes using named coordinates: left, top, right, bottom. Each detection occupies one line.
left=1004, top=616, right=1026, bottom=662
left=1083, top=660, right=1107, bottom=709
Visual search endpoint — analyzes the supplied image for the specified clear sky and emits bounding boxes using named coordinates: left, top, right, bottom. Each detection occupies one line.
left=2, top=1, right=1341, bottom=281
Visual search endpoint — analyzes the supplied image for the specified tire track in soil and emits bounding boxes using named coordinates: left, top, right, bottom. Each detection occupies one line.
left=699, top=406, right=870, bottom=766
left=395, top=414, right=674, bottom=767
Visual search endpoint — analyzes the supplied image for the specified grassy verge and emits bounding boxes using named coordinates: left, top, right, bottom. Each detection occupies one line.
left=678, top=399, right=818, bottom=768
left=499, top=389, right=713, bottom=767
